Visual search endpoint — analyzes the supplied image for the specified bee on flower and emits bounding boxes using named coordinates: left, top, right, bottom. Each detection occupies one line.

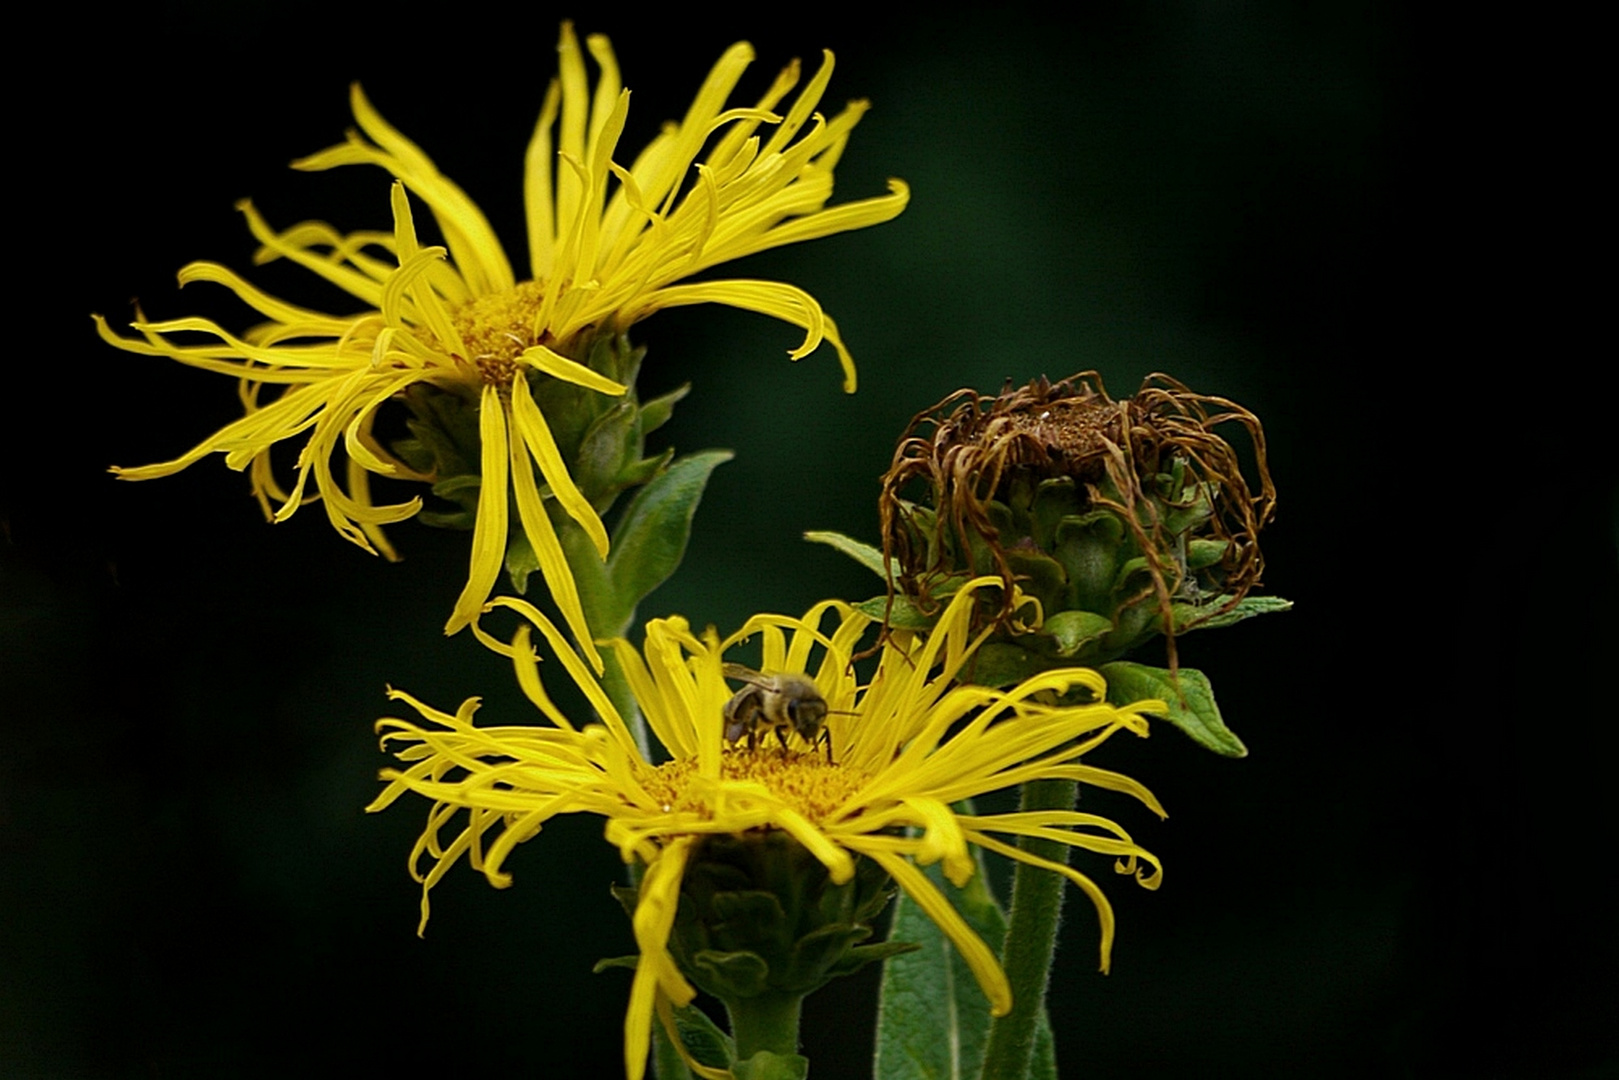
left=368, top=580, right=1166, bottom=1079
left=95, top=23, right=908, bottom=665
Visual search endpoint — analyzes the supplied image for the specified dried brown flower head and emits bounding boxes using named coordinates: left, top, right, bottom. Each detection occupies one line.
left=877, top=372, right=1276, bottom=671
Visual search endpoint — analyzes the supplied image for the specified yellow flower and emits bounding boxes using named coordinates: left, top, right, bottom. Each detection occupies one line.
left=94, top=23, right=908, bottom=659
left=368, top=580, right=1165, bottom=1080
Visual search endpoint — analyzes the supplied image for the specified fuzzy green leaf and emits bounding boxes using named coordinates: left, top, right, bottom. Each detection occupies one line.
left=802, top=530, right=890, bottom=581
left=873, top=848, right=1056, bottom=1080
left=563, top=450, right=732, bottom=639
left=1099, top=661, right=1247, bottom=757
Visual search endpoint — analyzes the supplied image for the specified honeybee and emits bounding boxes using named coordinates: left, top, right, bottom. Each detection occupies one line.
left=722, top=663, right=833, bottom=761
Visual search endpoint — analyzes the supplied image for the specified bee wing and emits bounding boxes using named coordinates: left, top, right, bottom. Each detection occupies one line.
left=722, top=663, right=772, bottom=687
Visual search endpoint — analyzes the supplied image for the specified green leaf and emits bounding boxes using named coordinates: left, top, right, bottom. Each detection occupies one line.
left=563, top=450, right=732, bottom=639
left=1042, top=610, right=1115, bottom=657
left=872, top=874, right=954, bottom=1080
left=802, top=529, right=890, bottom=581
left=1098, top=661, right=1247, bottom=757
left=853, top=595, right=938, bottom=632
left=733, top=1051, right=809, bottom=1080
left=873, top=845, right=1056, bottom=1080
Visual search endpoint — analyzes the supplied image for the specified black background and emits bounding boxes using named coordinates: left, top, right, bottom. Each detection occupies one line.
left=5, top=3, right=1614, bottom=1077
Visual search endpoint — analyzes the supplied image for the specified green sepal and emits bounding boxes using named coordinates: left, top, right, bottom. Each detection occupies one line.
left=873, top=831, right=1056, bottom=1080
left=562, top=449, right=732, bottom=639
left=1029, top=476, right=1078, bottom=550
left=966, top=640, right=1060, bottom=688
left=430, top=472, right=482, bottom=501
left=640, top=383, right=691, bottom=436
left=1005, top=547, right=1067, bottom=600
left=527, top=334, right=645, bottom=457
left=1184, top=538, right=1230, bottom=570
left=790, top=923, right=871, bottom=978
left=615, top=445, right=677, bottom=492
left=396, top=384, right=481, bottom=479
left=826, top=939, right=921, bottom=979
left=1054, top=511, right=1126, bottom=612
left=609, top=882, right=640, bottom=919
left=665, top=831, right=900, bottom=1006
left=504, top=529, right=539, bottom=594
left=710, top=891, right=790, bottom=950
left=418, top=468, right=481, bottom=529
left=592, top=955, right=640, bottom=974
left=692, top=949, right=771, bottom=999
left=574, top=398, right=642, bottom=503
left=802, top=529, right=889, bottom=581
left=415, top=507, right=476, bottom=530
left=1099, top=661, right=1248, bottom=757
left=667, top=1003, right=735, bottom=1071
left=1042, top=609, right=1115, bottom=657
left=733, top=1051, right=809, bottom=1080
left=1159, top=480, right=1214, bottom=536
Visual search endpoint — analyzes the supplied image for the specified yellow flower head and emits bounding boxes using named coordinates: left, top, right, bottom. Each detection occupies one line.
left=368, top=580, right=1165, bottom=1080
left=94, top=23, right=908, bottom=661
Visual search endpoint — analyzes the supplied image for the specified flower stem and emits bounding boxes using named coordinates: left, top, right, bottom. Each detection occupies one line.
left=724, top=991, right=804, bottom=1062
left=979, top=777, right=1076, bottom=1080
left=599, top=645, right=653, bottom=761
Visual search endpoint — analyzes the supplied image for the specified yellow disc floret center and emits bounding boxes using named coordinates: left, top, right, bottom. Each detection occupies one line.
left=641, top=753, right=871, bottom=823
left=451, top=280, right=551, bottom=387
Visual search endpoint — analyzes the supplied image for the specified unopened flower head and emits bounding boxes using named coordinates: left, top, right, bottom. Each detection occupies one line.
left=95, top=22, right=908, bottom=660
left=368, top=581, right=1165, bottom=1080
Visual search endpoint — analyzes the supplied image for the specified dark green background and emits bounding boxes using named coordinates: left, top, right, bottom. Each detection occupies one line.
left=6, top=4, right=1614, bottom=1077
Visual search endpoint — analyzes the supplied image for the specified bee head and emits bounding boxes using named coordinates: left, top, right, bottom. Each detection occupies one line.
left=786, top=695, right=829, bottom=738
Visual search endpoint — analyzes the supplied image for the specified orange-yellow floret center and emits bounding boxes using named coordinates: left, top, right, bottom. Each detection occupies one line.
left=639, top=751, right=872, bottom=822
left=451, top=280, right=551, bottom=387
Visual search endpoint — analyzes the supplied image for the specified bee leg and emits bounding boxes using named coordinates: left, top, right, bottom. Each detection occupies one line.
left=822, top=730, right=834, bottom=764
left=776, top=727, right=792, bottom=756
